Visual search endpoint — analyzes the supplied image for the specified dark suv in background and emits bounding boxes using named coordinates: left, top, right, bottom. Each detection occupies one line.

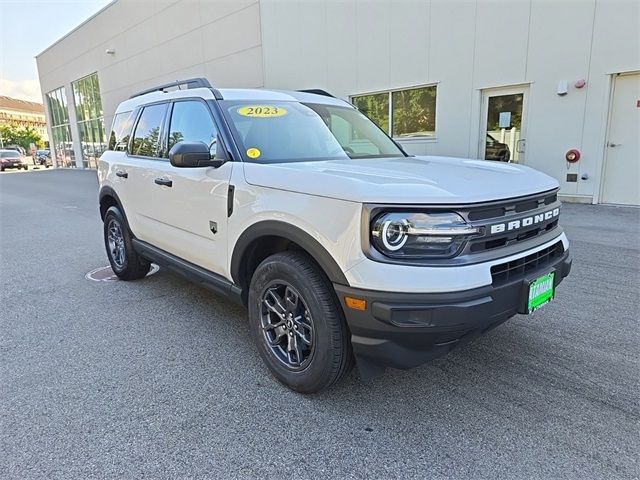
left=34, top=149, right=52, bottom=167
left=485, top=134, right=511, bottom=162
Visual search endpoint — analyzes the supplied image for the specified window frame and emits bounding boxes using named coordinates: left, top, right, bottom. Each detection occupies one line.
left=350, top=82, right=439, bottom=141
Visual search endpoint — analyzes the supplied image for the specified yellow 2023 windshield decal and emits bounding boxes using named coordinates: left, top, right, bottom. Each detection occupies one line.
left=237, top=105, right=288, bottom=118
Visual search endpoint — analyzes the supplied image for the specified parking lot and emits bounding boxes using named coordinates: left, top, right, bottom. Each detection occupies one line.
left=1, top=169, right=638, bottom=479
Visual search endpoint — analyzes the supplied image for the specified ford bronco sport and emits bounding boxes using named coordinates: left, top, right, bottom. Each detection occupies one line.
left=98, top=78, right=571, bottom=393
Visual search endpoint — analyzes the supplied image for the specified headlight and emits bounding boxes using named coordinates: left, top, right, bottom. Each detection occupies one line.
left=371, top=212, right=480, bottom=259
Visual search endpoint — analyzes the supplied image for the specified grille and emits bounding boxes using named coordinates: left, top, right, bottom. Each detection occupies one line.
left=490, top=241, right=564, bottom=285
left=465, top=190, right=560, bottom=254
left=469, top=219, right=559, bottom=252
left=467, top=192, right=557, bottom=221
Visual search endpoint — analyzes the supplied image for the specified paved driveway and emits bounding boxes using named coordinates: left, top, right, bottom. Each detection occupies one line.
left=1, top=170, right=638, bottom=479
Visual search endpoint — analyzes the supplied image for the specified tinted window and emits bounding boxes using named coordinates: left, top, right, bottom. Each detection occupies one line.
left=108, top=111, right=134, bottom=151
left=168, top=101, right=219, bottom=157
left=131, top=104, right=167, bottom=157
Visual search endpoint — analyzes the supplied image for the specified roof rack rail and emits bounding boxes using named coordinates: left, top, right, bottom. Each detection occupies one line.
left=129, top=77, right=223, bottom=100
left=297, top=89, right=335, bottom=98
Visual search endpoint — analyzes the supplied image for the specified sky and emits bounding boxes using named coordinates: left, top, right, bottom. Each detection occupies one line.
left=0, top=0, right=112, bottom=103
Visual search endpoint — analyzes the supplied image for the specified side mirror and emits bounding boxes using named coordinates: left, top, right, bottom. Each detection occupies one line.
left=169, top=141, right=225, bottom=168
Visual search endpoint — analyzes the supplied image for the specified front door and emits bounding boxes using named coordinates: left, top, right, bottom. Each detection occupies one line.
left=480, top=86, right=529, bottom=164
left=141, top=99, right=233, bottom=275
left=601, top=73, right=640, bottom=206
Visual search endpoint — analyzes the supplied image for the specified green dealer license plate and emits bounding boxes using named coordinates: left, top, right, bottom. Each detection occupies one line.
left=527, top=272, right=555, bottom=313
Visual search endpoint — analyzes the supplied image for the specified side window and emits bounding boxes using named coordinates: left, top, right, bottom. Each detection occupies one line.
left=108, top=111, right=134, bottom=151
left=131, top=104, right=167, bottom=157
left=168, top=101, right=219, bottom=158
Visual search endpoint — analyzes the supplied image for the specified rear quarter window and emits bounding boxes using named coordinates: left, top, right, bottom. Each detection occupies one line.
left=108, top=111, right=134, bottom=151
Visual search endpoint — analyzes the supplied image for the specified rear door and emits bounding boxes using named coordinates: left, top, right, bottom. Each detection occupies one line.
left=102, top=110, right=137, bottom=227
left=130, top=99, right=233, bottom=275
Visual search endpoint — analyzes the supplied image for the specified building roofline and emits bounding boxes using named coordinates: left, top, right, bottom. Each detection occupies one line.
left=35, top=0, right=118, bottom=58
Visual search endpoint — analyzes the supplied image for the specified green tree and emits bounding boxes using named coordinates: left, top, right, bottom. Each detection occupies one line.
left=0, top=123, right=44, bottom=151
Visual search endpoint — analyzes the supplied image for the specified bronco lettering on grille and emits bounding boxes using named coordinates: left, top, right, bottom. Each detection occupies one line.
left=489, top=208, right=560, bottom=235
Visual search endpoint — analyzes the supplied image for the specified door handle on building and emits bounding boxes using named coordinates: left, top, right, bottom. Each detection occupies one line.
left=154, top=177, right=172, bottom=187
left=607, top=142, right=621, bottom=148
left=115, top=170, right=128, bottom=178
left=516, top=139, right=526, bottom=153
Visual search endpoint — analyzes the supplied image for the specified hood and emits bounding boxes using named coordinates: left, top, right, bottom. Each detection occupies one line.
left=242, top=155, right=558, bottom=204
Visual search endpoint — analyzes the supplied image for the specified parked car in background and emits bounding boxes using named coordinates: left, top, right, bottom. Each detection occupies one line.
left=4, top=145, right=27, bottom=157
left=34, top=149, right=52, bottom=167
left=0, top=149, right=28, bottom=171
left=485, top=134, right=511, bottom=162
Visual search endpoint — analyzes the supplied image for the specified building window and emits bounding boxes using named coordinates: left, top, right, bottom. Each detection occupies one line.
left=351, top=92, right=389, bottom=134
left=45, top=87, right=75, bottom=167
left=72, top=73, right=106, bottom=168
left=352, top=84, right=437, bottom=139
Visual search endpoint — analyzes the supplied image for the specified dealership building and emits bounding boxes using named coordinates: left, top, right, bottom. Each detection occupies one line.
left=36, top=0, right=639, bottom=205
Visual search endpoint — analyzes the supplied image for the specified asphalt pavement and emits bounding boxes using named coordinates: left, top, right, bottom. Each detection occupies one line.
left=1, top=169, right=638, bottom=479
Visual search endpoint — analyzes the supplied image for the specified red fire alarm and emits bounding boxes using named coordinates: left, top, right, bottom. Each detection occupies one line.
left=566, top=149, right=580, bottom=163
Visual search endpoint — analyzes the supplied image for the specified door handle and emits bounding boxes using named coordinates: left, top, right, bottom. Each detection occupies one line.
left=608, top=142, right=621, bottom=148
left=516, top=139, right=526, bottom=153
left=154, top=177, right=172, bottom=187
left=115, top=170, right=128, bottom=178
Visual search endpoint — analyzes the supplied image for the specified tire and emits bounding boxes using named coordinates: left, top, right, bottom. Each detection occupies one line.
left=103, top=206, right=150, bottom=280
left=248, top=251, right=353, bottom=393
left=0, top=166, right=4, bottom=172
left=23, top=165, right=28, bottom=170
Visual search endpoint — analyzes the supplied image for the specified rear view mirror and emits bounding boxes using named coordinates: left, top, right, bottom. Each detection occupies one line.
left=169, top=141, right=225, bottom=168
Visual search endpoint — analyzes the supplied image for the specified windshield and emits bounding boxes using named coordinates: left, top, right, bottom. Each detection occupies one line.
left=0, top=151, right=19, bottom=158
left=221, top=101, right=406, bottom=163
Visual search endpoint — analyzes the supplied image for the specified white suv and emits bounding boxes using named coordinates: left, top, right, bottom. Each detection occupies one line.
left=98, top=78, right=572, bottom=393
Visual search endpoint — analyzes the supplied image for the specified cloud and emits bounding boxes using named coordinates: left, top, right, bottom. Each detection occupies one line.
left=0, top=79, right=43, bottom=103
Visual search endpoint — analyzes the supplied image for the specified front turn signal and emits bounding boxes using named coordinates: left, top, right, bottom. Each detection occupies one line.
left=345, top=296, right=367, bottom=311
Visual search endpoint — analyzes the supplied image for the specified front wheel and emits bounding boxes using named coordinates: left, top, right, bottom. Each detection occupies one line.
left=248, top=251, right=353, bottom=393
left=103, top=206, right=150, bottom=280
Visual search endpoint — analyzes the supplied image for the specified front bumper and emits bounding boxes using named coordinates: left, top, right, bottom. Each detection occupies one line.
left=334, top=247, right=572, bottom=371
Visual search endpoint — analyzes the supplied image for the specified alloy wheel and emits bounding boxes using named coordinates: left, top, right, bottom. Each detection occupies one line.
left=107, top=219, right=126, bottom=269
left=260, top=281, right=314, bottom=369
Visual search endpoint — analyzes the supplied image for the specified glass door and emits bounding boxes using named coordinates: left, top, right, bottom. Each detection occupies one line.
left=480, top=86, right=529, bottom=163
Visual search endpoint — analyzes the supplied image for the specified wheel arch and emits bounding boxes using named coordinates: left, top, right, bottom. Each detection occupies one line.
left=98, top=186, right=133, bottom=233
left=231, top=221, right=349, bottom=302
left=99, top=186, right=121, bottom=217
